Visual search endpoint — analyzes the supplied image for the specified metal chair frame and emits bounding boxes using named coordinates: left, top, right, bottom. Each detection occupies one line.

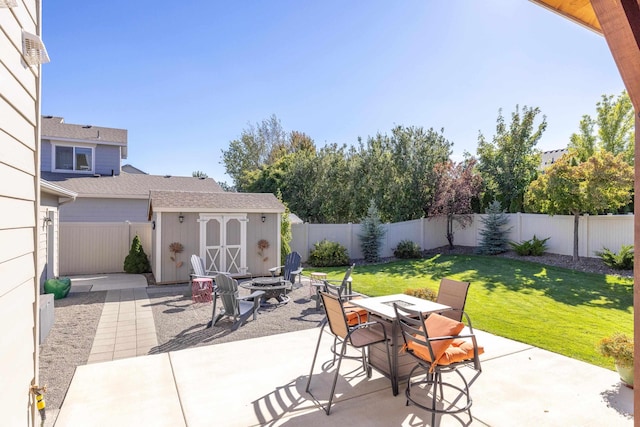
left=393, top=303, right=482, bottom=426
left=306, top=291, right=393, bottom=415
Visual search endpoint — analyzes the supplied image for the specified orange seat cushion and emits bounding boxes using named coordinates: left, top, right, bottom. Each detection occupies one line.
left=438, top=338, right=485, bottom=365
left=344, top=304, right=368, bottom=325
left=406, top=313, right=465, bottom=366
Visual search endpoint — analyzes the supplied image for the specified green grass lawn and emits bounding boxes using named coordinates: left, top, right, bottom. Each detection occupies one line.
left=308, top=254, right=633, bottom=369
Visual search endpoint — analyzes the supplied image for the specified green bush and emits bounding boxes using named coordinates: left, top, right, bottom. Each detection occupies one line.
left=123, top=235, right=151, bottom=273
left=596, top=245, right=634, bottom=270
left=404, top=287, right=437, bottom=301
left=393, top=240, right=422, bottom=259
left=510, top=235, right=550, bottom=256
left=308, top=239, right=350, bottom=267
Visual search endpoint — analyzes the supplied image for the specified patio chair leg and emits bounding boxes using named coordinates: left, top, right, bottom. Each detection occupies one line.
left=306, top=322, right=327, bottom=393
left=326, top=340, right=347, bottom=415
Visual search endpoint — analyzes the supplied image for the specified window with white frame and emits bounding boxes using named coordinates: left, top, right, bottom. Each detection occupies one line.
left=53, top=145, right=94, bottom=172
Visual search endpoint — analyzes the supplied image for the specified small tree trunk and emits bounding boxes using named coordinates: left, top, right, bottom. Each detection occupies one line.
left=447, top=214, right=454, bottom=249
left=573, top=212, right=580, bottom=262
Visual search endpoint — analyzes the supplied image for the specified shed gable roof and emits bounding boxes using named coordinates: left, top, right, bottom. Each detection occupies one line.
left=148, top=190, right=285, bottom=214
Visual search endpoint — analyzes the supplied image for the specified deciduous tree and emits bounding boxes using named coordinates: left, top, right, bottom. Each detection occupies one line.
left=568, top=91, right=634, bottom=165
left=525, top=151, right=633, bottom=261
left=477, top=105, right=546, bottom=213
left=428, top=159, right=482, bottom=248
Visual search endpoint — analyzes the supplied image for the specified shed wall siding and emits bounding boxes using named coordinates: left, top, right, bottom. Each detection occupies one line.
left=0, top=1, right=41, bottom=424
left=60, top=198, right=149, bottom=222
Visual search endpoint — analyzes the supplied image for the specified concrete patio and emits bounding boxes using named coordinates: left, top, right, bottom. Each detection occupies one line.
left=46, top=274, right=634, bottom=425
left=55, top=320, right=633, bottom=426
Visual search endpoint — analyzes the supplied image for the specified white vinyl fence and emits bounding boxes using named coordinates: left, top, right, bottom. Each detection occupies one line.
left=60, top=222, right=152, bottom=275
left=291, top=213, right=634, bottom=262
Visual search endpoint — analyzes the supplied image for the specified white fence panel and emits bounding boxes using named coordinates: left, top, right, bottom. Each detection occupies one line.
left=385, top=219, right=423, bottom=254
left=585, top=215, right=634, bottom=257
left=60, top=222, right=152, bottom=275
left=423, top=216, right=450, bottom=249
left=291, top=214, right=634, bottom=262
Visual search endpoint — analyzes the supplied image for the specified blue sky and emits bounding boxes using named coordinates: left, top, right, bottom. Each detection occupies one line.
left=42, top=1, right=623, bottom=184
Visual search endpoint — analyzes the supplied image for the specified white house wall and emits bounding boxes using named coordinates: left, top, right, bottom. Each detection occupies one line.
left=0, top=0, right=42, bottom=424
left=60, top=197, right=149, bottom=222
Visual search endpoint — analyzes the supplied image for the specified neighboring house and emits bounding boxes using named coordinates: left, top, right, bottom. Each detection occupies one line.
left=1, top=1, right=46, bottom=423
left=41, top=171, right=223, bottom=222
left=540, top=148, right=568, bottom=169
left=41, top=115, right=128, bottom=177
left=40, top=116, right=287, bottom=279
left=39, top=116, right=226, bottom=274
left=148, top=190, right=286, bottom=283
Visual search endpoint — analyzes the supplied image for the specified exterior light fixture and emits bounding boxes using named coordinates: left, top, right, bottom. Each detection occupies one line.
left=261, top=214, right=266, bottom=223
left=22, top=31, right=50, bottom=66
left=178, top=214, right=184, bottom=223
left=0, top=0, right=18, bottom=8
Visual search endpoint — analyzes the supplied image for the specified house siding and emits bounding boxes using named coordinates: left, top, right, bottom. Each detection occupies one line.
left=0, top=1, right=42, bottom=424
left=40, top=139, right=52, bottom=171
left=41, top=140, right=121, bottom=175
left=61, top=198, right=149, bottom=222
left=95, top=144, right=121, bottom=175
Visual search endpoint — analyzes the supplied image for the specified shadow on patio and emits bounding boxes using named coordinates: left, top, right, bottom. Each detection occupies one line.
left=54, top=325, right=632, bottom=426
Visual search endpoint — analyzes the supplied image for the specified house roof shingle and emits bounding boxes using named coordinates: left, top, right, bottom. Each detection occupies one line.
left=149, top=190, right=285, bottom=213
left=41, top=171, right=224, bottom=198
left=42, top=116, right=128, bottom=157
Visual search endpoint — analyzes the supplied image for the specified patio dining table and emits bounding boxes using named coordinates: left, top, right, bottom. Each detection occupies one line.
left=350, top=294, right=451, bottom=395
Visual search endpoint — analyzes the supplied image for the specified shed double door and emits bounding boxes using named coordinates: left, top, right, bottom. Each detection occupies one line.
left=199, top=214, right=248, bottom=275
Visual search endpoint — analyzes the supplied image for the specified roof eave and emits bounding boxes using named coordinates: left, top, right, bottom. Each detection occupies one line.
left=529, top=0, right=602, bottom=35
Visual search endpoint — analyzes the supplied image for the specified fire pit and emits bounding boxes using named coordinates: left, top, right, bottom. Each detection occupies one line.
left=240, top=277, right=292, bottom=304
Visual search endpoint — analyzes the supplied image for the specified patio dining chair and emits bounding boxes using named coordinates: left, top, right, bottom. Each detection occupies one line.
left=306, top=290, right=392, bottom=415
left=393, top=303, right=483, bottom=426
left=208, top=274, right=264, bottom=331
left=436, top=278, right=471, bottom=322
left=322, top=264, right=367, bottom=326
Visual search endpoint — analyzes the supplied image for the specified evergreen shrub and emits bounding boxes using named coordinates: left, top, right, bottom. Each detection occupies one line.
left=308, top=239, right=349, bottom=267
left=476, top=201, right=511, bottom=255
left=123, top=235, right=151, bottom=273
left=393, top=240, right=422, bottom=259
